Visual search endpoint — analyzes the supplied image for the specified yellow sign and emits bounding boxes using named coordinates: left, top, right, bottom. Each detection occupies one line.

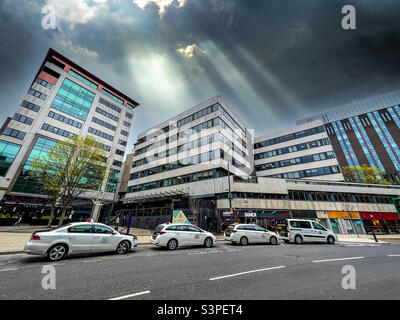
left=173, top=210, right=189, bottom=223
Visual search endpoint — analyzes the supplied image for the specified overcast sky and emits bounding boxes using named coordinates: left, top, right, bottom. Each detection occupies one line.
left=1, top=0, right=400, bottom=153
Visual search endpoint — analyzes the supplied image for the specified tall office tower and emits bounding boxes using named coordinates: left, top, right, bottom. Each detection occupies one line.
left=125, top=96, right=253, bottom=197
left=254, top=120, right=343, bottom=181
left=0, top=48, right=139, bottom=221
left=297, top=90, right=400, bottom=184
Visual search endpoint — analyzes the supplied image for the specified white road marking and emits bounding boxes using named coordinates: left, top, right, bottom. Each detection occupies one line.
left=0, top=268, right=20, bottom=272
left=313, top=256, right=364, bottom=263
left=388, top=254, right=400, bottom=257
left=209, top=266, right=286, bottom=281
left=108, top=290, right=150, bottom=300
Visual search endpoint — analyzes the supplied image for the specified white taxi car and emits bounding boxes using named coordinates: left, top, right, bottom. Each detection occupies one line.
left=151, top=223, right=216, bottom=250
left=281, top=219, right=338, bottom=244
left=24, top=222, right=138, bottom=261
left=224, top=224, right=280, bottom=246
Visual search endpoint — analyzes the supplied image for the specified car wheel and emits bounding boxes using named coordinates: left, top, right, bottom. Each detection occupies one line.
left=204, top=237, right=213, bottom=248
left=295, top=235, right=303, bottom=244
left=167, top=239, right=178, bottom=250
left=116, top=240, right=130, bottom=254
left=327, top=236, right=335, bottom=245
left=47, top=244, right=68, bottom=262
left=240, top=236, right=248, bottom=246
left=270, top=236, right=278, bottom=245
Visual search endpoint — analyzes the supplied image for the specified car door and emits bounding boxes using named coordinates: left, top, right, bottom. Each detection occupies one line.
left=312, top=222, right=329, bottom=242
left=253, top=225, right=269, bottom=243
left=299, top=221, right=314, bottom=242
left=175, top=225, right=189, bottom=246
left=67, top=224, right=94, bottom=252
left=92, top=225, right=118, bottom=251
left=185, top=225, right=207, bottom=245
left=244, top=225, right=258, bottom=243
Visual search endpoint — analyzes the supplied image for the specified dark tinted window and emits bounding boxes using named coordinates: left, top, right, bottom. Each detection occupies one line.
left=186, top=226, right=200, bottom=232
left=299, top=221, right=311, bottom=229
left=68, top=225, right=92, bottom=233
left=154, top=225, right=165, bottom=232
left=94, top=225, right=114, bottom=234
left=166, top=226, right=177, bottom=231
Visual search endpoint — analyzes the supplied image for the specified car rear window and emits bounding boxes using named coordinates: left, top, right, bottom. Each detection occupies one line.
left=154, top=225, right=165, bottom=233
left=226, top=226, right=235, bottom=232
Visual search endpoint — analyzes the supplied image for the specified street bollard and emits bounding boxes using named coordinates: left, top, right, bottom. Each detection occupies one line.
left=372, top=231, right=378, bottom=243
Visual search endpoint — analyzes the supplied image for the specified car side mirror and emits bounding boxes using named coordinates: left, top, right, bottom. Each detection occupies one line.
left=112, top=231, right=117, bottom=235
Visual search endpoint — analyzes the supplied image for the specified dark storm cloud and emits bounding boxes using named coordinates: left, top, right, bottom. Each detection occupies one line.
left=1, top=0, right=400, bottom=149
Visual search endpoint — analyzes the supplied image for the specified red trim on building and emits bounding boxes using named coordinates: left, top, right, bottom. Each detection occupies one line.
left=360, top=212, right=399, bottom=221
left=38, top=71, right=58, bottom=85
left=34, top=48, right=140, bottom=108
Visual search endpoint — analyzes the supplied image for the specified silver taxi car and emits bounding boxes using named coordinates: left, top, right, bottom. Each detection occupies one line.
left=24, top=222, right=138, bottom=261
left=224, top=224, right=280, bottom=246
left=151, top=223, right=216, bottom=250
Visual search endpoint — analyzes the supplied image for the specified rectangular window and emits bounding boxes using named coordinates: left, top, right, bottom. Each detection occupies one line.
left=88, top=127, right=113, bottom=141
left=42, top=123, right=75, bottom=139
left=116, top=149, right=124, bottom=156
left=121, top=130, right=129, bottom=137
left=13, top=113, right=33, bottom=125
left=35, top=77, right=53, bottom=89
left=3, top=128, right=26, bottom=140
left=48, top=111, right=82, bottom=129
left=28, top=88, right=47, bottom=100
left=92, top=117, right=116, bottom=131
left=99, top=98, right=121, bottom=113
left=68, top=70, right=98, bottom=89
left=21, top=100, right=40, bottom=112
left=95, top=107, right=119, bottom=122
left=118, top=139, right=127, bottom=146
left=123, top=121, right=131, bottom=128
left=126, top=112, right=133, bottom=119
left=0, top=140, right=21, bottom=176
left=101, top=88, right=124, bottom=105
left=51, top=78, right=95, bottom=121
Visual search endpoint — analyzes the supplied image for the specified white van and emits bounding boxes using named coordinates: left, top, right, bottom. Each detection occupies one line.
left=281, top=219, right=337, bottom=244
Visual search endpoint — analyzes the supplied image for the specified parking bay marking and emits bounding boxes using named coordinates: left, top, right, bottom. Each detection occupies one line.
left=312, top=256, right=364, bottom=263
left=388, top=254, right=400, bottom=257
left=108, top=290, right=150, bottom=300
left=209, top=266, right=286, bottom=281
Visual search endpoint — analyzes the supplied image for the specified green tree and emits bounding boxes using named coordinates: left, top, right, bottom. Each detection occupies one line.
left=31, top=136, right=108, bottom=226
left=342, top=165, right=390, bottom=184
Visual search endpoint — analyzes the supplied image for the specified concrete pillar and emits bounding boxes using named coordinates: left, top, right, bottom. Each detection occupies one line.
left=90, top=201, right=103, bottom=222
left=0, top=190, right=6, bottom=202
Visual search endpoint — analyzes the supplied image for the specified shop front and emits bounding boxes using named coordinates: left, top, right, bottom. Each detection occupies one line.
left=360, top=212, right=400, bottom=234
left=327, top=211, right=366, bottom=235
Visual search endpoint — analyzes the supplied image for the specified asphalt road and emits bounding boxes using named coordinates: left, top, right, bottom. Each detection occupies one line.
left=0, top=241, right=399, bottom=300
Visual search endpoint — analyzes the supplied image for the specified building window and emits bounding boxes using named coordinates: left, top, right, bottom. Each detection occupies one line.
left=88, top=127, right=113, bottom=141
left=12, top=113, right=33, bottom=125
left=28, top=88, right=47, bottom=100
left=99, top=98, right=121, bottom=113
left=35, top=77, right=53, bottom=89
left=95, top=107, right=119, bottom=122
left=118, top=139, right=127, bottom=146
left=116, top=149, right=124, bottom=156
left=68, top=70, right=98, bottom=89
left=126, top=112, right=133, bottom=119
left=42, top=123, right=75, bottom=139
left=48, top=111, right=83, bottom=129
left=106, top=169, right=120, bottom=192
left=113, top=160, right=122, bottom=167
left=92, top=117, right=116, bottom=131
left=101, top=88, right=124, bottom=105
left=51, top=78, right=95, bottom=121
left=123, top=121, right=131, bottom=128
left=21, top=100, right=40, bottom=112
left=121, top=130, right=129, bottom=137
left=3, top=128, right=26, bottom=140
left=0, top=140, right=21, bottom=176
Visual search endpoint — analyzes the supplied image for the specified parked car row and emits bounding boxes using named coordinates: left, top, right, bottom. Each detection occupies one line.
left=24, top=219, right=337, bottom=261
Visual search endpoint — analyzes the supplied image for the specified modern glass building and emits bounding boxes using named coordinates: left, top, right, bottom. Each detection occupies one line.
left=297, top=90, right=400, bottom=184
left=0, top=48, right=139, bottom=223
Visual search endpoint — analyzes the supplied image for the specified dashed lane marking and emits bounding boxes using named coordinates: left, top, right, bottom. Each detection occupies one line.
left=108, top=290, right=150, bottom=300
left=313, top=256, right=364, bottom=263
left=209, top=266, right=286, bottom=281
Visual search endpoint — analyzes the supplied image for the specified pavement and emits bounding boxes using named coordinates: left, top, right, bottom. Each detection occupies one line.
left=0, top=225, right=398, bottom=255
left=0, top=241, right=400, bottom=300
